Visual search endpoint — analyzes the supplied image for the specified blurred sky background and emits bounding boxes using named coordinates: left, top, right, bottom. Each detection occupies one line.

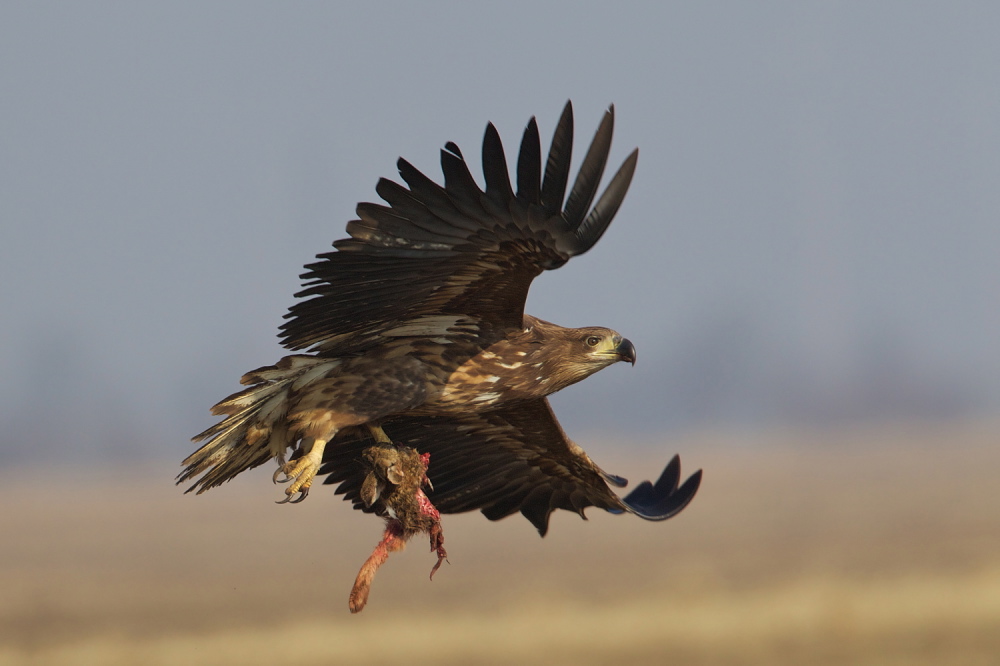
left=1, top=2, right=998, bottom=464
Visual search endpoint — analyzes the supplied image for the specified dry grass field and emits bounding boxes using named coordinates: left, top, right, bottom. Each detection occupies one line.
left=2, top=422, right=998, bottom=665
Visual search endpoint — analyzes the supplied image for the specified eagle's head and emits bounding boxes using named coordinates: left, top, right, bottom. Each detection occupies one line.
left=551, top=326, right=635, bottom=391
left=522, top=318, right=636, bottom=393
left=572, top=326, right=636, bottom=369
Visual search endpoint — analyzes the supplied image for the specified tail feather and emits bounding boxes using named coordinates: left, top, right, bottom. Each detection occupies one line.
left=177, top=355, right=335, bottom=494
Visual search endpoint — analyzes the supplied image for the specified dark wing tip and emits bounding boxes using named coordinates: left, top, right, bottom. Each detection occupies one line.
left=598, top=467, right=629, bottom=488
left=520, top=501, right=553, bottom=537
left=571, top=147, right=638, bottom=255
left=516, top=116, right=542, bottom=203
left=482, top=122, right=514, bottom=204
left=614, top=455, right=702, bottom=521
left=540, top=100, right=575, bottom=215
left=562, top=104, right=615, bottom=229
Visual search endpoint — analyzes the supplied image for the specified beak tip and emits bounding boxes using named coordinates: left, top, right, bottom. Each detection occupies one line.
left=617, top=338, right=637, bottom=366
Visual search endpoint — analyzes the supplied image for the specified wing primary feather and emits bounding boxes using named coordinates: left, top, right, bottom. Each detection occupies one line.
left=353, top=202, right=464, bottom=246
left=654, top=453, right=682, bottom=494
left=481, top=485, right=531, bottom=522
left=440, top=147, right=485, bottom=217
left=516, top=117, right=541, bottom=204
left=540, top=101, right=574, bottom=216
left=572, top=148, right=638, bottom=255
left=520, top=486, right=555, bottom=536
left=396, top=158, right=484, bottom=233
left=368, top=181, right=471, bottom=242
left=396, top=158, right=446, bottom=201
left=616, top=456, right=702, bottom=521
left=599, top=468, right=629, bottom=488
left=396, top=158, right=480, bottom=231
left=482, top=123, right=514, bottom=205
left=440, top=148, right=477, bottom=191
left=563, top=105, right=615, bottom=230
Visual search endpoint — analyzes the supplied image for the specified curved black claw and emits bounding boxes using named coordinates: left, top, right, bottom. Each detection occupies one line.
left=272, top=468, right=292, bottom=484
left=275, top=488, right=310, bottom=504
left=608, top=455, right=702, bottom=521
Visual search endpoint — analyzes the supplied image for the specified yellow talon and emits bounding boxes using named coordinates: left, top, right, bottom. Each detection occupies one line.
left=274, top=438, right=328, bottom=503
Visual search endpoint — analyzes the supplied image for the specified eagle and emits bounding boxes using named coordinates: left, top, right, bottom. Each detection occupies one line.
left=179, top=102, right=702, bottom=612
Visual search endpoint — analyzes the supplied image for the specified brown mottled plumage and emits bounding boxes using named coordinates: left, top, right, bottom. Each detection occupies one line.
left=180, top=102, right=701, bottom=612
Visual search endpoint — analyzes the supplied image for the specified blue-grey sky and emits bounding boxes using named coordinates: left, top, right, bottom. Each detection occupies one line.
left=2, top=3, right=999, bottom=461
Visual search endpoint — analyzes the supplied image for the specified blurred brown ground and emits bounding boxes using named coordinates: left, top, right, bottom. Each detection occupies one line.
left=1, top=421, right=998, bottom=665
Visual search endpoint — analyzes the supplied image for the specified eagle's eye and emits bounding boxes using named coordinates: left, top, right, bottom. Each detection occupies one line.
left=586, top=335, right=602, bottom=347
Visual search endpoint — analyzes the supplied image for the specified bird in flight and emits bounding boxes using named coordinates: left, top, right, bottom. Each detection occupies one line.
left=179, top=102, right=702, bottom=612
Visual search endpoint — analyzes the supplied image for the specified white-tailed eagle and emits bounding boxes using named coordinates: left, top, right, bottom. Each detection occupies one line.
left=180, top=102, right=701, bottom=612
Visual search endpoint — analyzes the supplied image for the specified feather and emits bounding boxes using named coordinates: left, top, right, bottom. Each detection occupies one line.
left=572, top=148, right=638, bottom=255
left=482, top=123, right=514, bottom=206
left=516, top=117, right=541, bottom=204
left=540, top=101, right=574, bottom=216
left=563, top=105, right=614, bottom=230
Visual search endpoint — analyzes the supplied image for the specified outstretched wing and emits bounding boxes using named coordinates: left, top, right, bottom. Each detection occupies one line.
left=320, top=399, right=702, bottom=536
left=280, top=102, right=639, bottom=355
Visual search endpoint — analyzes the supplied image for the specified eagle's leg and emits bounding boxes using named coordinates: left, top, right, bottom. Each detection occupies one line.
left=366, top=423, right=394, bottom=446
left=273, top=436, right=329, bottom=503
